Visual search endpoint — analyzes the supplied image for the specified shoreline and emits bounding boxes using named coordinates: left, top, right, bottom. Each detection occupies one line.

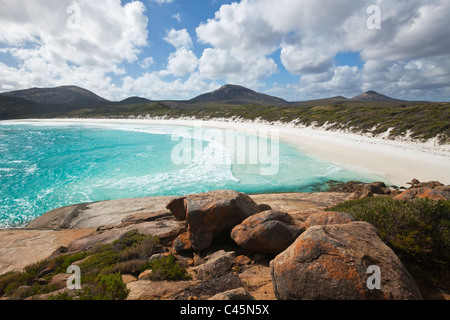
left=3, top=117, right=450, bottom=186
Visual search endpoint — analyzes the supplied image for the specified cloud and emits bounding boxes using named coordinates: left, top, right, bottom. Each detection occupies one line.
left=198, top=48, right=277, bottom=86
left=195, top=0, right=450, bottom=100
left=0, top=0, right=148, bottom=100
left=160, top=47, right=199, bottom=77
left=122, top=71, right=219, bottom=101
left=139, top=57, right=154, bottom=69
left=0, top=0, right=449, bottom=101
left=149, top=0, right=173, bottom=4
left=161, top=29, right=198, bottom=77
left=172, top=13, right=182, bottom=23
left=164, top=28, right=193, bottom=49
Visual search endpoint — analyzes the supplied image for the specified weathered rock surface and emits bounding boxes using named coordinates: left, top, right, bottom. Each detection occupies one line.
left=231, top=210, right=303, bottom=254
left=326, top=181, right=392, bottom=199
left=48, top=273, right=71, bottom=287
left=238, top=265, right=276, bottom=300
left=209, top=287, right=255, bottom=300
left=173, top=232, right=193, bottom=253
left=168, top=190, right=261, bottom=251
left=166, top=197, right=187, bottom=221
left=26, top=196, right=173, bottom=230
left=394, top=179, right=450, bottom=201
left=126, top=280, right=199, bottom=300
left=67, top=220, right=183, bottom=252
left=121, top=274, right=138, bottom=284
left=191, top=250, right=235, bottom=280
left=270, top=221, right=423, bottom=300
left=302, top=211, right=355, bottom=229
left=395, top=186, right=450, bottom=201
left=0, top=228, right=94, bottom=274
left=250, top=192, right=350, bottom=223
left=119, top=210, right=172, bottom=226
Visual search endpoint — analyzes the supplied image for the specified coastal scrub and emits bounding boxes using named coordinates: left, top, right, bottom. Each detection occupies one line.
left=0, top=230, right=191, bottom=300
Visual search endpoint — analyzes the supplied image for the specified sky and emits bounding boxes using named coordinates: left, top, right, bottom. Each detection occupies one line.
left=0, top=0, right=449, bottom=102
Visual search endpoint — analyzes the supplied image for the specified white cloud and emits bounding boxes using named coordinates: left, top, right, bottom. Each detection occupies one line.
left=198, top=48, right=277, bottom=85
left=0, top=0, right=148, bottom=100
left=196, top=0, right=450, bottom=101
left=160, top=48, right=199, bottom=77
left=139, top=57, right=154, bottom=69
left=149, top=0, right=173, bottom=4
left=122, top=71, right=219, bottom=101
left=164, top=28, right=193, bottom=49
left=0, top=0, right=449, bottom=101
left=172, top=13, right=182, bottom=23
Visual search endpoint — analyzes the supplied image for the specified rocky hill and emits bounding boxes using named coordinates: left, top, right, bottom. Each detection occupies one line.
left=0, top=85, right=110, bottom=106
left=352, top=90, right=404, bottom=102
left=190, top=84, right=288, bottom=106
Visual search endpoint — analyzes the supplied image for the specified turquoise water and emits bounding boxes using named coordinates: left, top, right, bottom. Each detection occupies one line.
left=0, top=121, right=386, bottom=228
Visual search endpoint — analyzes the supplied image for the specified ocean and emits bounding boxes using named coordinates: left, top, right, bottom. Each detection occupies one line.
left=0, top=121, right=386, bottom=228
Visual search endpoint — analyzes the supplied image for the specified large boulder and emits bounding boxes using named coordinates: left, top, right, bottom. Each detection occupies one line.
left=270, top=221, right=423, bottom=300
left=231, top=210, right=303, bottom=254
left=167, top=190, right=261, bottom=251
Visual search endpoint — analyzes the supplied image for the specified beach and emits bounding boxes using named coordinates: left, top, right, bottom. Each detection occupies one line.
left=6, top=118, right=450, bottom=187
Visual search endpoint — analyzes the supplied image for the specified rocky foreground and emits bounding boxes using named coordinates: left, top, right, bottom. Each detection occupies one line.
left=1, top=180, right=449, bottom=300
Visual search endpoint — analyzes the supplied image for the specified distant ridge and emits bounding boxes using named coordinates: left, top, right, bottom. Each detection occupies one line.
left=118, top=96, right=153, bottom=105
left=0, top=85, right=110, bottom=106
left=0, top=84, right=438, bottom=120
left=352, top=90, right=404, bottom=102
left=190, top=84, right=288, bottom=106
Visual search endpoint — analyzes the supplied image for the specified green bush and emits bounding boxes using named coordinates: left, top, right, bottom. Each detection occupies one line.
left=76, top=273, right=128, bottom=300
left=49, top=251, right=90, bottom=275
left=148, top=255, right=191, bottom=281
left=112, top=229, right=148, bottom=252
left=119, top=235, right=161, bottom=261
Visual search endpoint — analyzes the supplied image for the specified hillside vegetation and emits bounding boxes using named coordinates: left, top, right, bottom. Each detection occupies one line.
left=67, top=102, right=450, bottom=144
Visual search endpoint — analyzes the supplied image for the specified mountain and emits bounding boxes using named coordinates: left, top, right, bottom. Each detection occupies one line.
left=190, top=84, right=288, bottom=106
left=118, top=96, right=153, bottom=105
left=352, top=91, right=404, bottom=102
left=0, top=96, right=41, bottom=119
left=0, top=85, right=110, bottom=106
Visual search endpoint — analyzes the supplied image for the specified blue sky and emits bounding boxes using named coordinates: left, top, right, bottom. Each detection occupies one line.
left=0, top=0, right=449, bottom=102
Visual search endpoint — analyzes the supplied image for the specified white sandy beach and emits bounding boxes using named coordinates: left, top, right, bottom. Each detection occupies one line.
left=5, top=118, right=450, bottom=187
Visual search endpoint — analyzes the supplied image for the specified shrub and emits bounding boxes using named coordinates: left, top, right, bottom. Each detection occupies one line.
left=112, top=229, right=147, bottom=252
left=0, top=272, right=25, bottom=296
left=103, top=259, right=148, bottom=277
left=119, top=235, right=161, bottom=261
left=148, top=255, right=191, bottom=281
left=49, top=251, right=90, bottom=275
